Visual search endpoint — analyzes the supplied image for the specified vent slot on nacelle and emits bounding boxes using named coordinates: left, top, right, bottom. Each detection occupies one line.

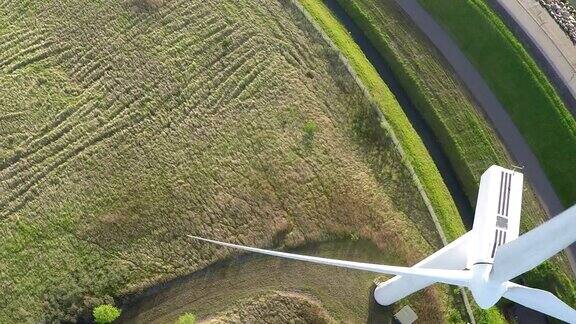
left=492, top=171, right=513, bottom=257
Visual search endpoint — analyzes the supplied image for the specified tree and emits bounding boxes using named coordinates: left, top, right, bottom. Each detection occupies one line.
left=175, top=312, right=197, bottom=324
left=93, top=304, right=121, bottom=324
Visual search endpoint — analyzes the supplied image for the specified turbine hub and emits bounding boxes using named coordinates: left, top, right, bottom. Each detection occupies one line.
left=469, top=264, right=506, bottom=309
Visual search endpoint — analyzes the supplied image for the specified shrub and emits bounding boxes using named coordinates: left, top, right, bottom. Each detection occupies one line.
left=93, top=304, right=121, bottom=324
left=302, top=120, right=318, bottom=140
left=176, top=312, right=197, bottom=324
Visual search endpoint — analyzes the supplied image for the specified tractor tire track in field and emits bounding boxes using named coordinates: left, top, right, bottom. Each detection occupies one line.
left=0, top=0, right=313, bottom=220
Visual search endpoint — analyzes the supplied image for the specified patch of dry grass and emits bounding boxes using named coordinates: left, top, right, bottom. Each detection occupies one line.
left=204, top=291, right=337, bottom=324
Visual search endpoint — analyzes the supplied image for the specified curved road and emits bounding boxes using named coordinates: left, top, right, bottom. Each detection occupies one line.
left=392, top=0, right=576, bottom=272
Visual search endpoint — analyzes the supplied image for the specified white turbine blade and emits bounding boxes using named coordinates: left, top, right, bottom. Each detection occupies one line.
left=504, top=282, right=576, bottom=323
left=188, top=235, right=471, bottom=286
left=375, top=231, right=472, bottom=305
left=492, top=205, right=576, bottom=282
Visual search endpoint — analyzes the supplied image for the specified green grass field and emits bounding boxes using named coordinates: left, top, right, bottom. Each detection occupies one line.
left=418, top=0, right=576, bottom=207
left=0, top=0, right=467, bottom=322
left=331, top=0, right=575, bottom=319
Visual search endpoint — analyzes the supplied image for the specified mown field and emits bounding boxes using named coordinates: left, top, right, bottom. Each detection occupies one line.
left=0, top=0, right=467, bottom=322
left=330, top=0, right=576, bottom=320
left=418, top=0, right=576, bottom=207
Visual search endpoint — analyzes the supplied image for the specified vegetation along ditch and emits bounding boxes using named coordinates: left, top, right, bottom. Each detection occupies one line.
left=321, top=0, right=475, bottom=228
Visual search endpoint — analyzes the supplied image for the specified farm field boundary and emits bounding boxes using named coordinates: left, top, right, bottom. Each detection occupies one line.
left=293, top=1, right=479, bottom=321
left=294, top=0, right=464, bottom=243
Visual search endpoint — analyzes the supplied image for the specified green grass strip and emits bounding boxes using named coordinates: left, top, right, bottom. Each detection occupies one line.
left=418, top=0, right=576, bottom=207
left=296, top=0, right=465, bottom=242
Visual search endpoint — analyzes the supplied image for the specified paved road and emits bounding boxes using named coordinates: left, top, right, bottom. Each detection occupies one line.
left=392, top=0, right=576, bottom=273
left=490, top=0, right=576, bottom=116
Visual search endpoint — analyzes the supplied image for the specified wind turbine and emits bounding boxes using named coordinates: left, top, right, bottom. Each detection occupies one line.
left=189, top=165, right=576, bottom=323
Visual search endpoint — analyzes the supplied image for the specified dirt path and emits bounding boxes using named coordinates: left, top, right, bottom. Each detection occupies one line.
left=392, top=0, right=576, bottom=271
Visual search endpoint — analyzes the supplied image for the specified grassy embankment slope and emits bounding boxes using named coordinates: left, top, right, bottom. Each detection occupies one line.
left=297, top=0, right=464, bottom=242
left=333, top=0, right=575, bottom=319
left=418, top=0, right=576, bottom=207
left=0, top=0, right=464, bottom=322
